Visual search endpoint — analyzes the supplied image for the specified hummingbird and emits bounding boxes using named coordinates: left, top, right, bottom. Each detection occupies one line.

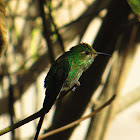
left=34, top=42, right=111, bottom=139
left=0, top=43, right=111, bottom=139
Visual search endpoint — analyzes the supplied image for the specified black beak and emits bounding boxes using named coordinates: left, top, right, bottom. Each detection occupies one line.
left=96, top=52, right=111, bottom=56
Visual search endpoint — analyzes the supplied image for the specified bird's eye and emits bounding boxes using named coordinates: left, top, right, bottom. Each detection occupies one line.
left=84, top=51, right=91, bottom=55
left=80, top=51, right=91, bottom=55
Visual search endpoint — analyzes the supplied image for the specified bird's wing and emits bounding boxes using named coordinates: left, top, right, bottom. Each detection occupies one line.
left=43, top=58, right=71, bottom=112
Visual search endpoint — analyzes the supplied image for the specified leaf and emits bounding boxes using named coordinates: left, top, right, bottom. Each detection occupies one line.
left=127, top=0, right=140, bottom=21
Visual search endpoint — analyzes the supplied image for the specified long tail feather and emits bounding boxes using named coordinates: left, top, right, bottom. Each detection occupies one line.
left=34, top=114, right=45, bottom=140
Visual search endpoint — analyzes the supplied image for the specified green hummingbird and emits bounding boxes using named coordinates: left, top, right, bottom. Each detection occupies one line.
left=0, top=43, right=111, bottom=139
left=34, top=42, right=111, bottom=139
left=43, top=42, right=98, bottom=110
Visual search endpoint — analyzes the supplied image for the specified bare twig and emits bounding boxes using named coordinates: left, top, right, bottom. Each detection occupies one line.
left=0, top=109, right=43, bottom=136
left=37, top=94, right=116, bottom=140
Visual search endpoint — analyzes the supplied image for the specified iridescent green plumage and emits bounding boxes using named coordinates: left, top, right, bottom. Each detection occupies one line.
left=43, top=43, right=97, bottom=111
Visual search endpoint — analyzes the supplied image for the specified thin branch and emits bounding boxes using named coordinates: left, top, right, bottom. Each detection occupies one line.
left=0, top=109, right=43, bottom=136
left=37, top=94, right=116, bottom=140
left=46, top=2, right=65, bottom=52
left=38, top=0, right=55, bottom=63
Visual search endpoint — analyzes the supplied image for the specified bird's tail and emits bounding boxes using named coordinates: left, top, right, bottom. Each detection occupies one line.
left=34, top=113, right=45, bottom=140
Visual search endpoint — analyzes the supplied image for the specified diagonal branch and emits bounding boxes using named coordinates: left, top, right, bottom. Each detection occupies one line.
left=38, top=94, right=116, bottom=140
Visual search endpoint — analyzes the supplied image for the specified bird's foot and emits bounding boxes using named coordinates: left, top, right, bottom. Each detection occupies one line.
left=71, top=81, right=81, bottom=92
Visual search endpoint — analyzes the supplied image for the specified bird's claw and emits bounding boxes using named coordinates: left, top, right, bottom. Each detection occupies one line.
left=71, top=81, right=81, bottom=92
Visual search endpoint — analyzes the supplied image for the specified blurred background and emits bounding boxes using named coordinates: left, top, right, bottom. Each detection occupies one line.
left=0, top=0, right=140, bottom=140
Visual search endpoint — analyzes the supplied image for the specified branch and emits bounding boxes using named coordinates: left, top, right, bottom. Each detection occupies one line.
left=0, top=109, right=43, bottom=136
left=38, top=0, right=55, bottom=63
left=38, top=94, right=116, bottom=140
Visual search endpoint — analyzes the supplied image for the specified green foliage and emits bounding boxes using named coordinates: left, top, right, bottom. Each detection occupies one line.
left=127, top=0, right=140, bottom=15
